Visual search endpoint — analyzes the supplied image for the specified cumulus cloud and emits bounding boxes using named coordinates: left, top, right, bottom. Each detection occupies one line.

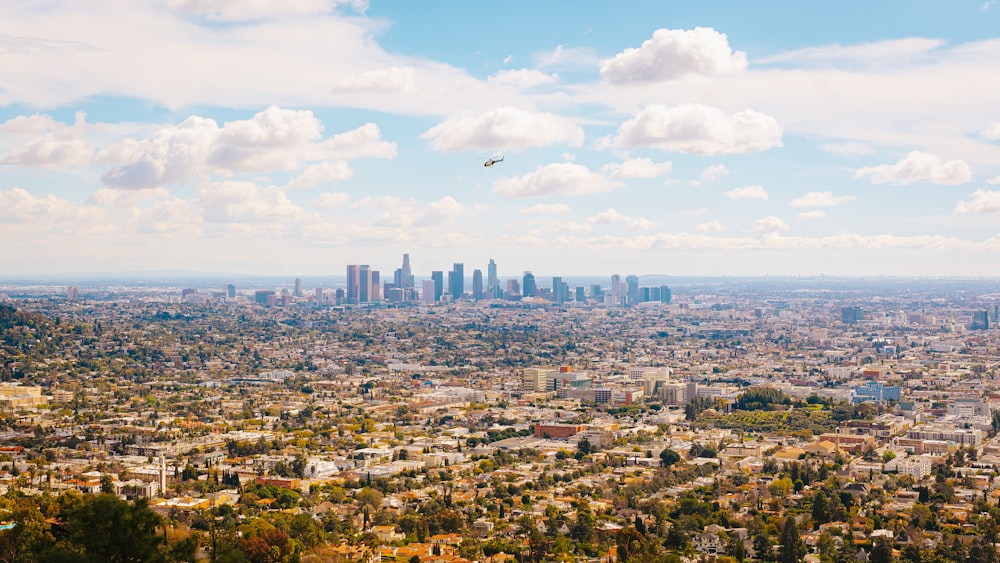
left=1, top=111, right=93, bottom=167
left=314, top=191, right=351, bottom=209
left=519, top=203, right=570, bottom=215
left=422, top=107, right=584, bottom=153
left=751, top=216, right=789, bottom=235
left=821, top=141, right=875, bottom=157
left=487, top=69, right=558, bottom=89
left=855, top=151, right=972, bottom=185
left=955, top=189, right=1000, bottom=214
left=368, top=196, right=465, bottom=230
left=694, top=219, right=725, bottom=233
left=88, top=187, right=170, bottom=207
left=99, top=107, right=394, bottom=189
left=796, top=210, right=826, bottom=220
left=286, top=161, right=353, bottom=190
left=493, top=163, right=620, bottom=198
left=789, top=191, right=856, bottom=208
left=699, top=164, right=730, bottom=183
left=534, top=45, right=599, bottom=70
left=334, top=67, right=416, bottom=93
left=988, top=176, right=1000, bottom=185
left=0, top=187, right=108, bottom=230
left=614, top=104, right=782, bottom=155
left=600, top=27, right=746, bottom=84
left=197, top=181, right=304, bottom=223
left=981, top=122, right=1000, bottom=141
left=600, top=157, right=672, bottom=179
left=725, top=185, right=768, bottom=201
left=587, top=208, right=656, bottom=230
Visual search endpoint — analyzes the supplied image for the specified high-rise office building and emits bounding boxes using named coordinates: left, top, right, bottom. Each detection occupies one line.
left=590, top=284, right=603, bottom=301
left=523, top=271, right=537, bottom=297
left=346, top=265, right=360, bottom=303
left=659, top=286, right=672, bottom=303
left=972, top=310, right=990, bottom=330
left=449, top=263, right=464, bottom=300
left=394, top=254, right=415, bottom=289
left=841, top=306, right=863, bottom=324
left=431, top=271, right=444, bottom=302
left=575, top=286, right=586, bottom=302
left=472, top=269, right=483, bottom=300
left=226, top=284, right=236, bottom=299
left=66, top=286, right=79, bottom=300
left=626, top=275, right=640, bottom=306
left=359, top=265, right=372, bottom=303
left=371, top=271, right=381, bottom=301
left=611, top=274, right=623, bottom=305
left=487, top=259, right=499, bottom=298
left=506, top=279, right=520, bottom=296
left=422, top=280, right=436, bottom=304
left=551, top=277, right=569, bottom=303
left=294, top=277, right=303, bottom=298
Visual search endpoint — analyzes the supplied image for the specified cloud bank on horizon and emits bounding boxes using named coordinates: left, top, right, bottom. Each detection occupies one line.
left=2, top=0, right=1000, bottom=277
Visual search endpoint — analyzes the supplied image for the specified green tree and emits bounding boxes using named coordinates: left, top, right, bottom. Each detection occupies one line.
left=778, top=518, right=805, bottom=563
left=660, top=449, right=681, bottom=468
left=42, top=494, right=165, bottom=563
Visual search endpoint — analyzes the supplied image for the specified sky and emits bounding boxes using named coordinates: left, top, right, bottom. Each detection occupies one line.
left=3, top=1, right=1000, bottom=279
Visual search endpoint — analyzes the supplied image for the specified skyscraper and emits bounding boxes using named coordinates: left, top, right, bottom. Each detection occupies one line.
left=487, top=258, right=499, bottom=298
left=394, top=254, right=414, bottom=289
left=431, top=271, right=444, bottom=302
left=294, top=277, right=303, bottom=298
left=522, top=271, right=537, bottom=297
left=449, top=263, right=464, bottom=300
left=422, top=279, right=436, bottom=304
left=472, top=269, right=483, bottom=300
left=226, top=284, right=236, bottom=299
left=359, top=265, right=372, bottom=303
left=346, top=265, right=360, bottom=303
left=626, top=275, right=640, bottom=306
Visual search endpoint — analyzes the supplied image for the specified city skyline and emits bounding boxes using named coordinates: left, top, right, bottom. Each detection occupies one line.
left=3, top=2, right=1000, bottom=276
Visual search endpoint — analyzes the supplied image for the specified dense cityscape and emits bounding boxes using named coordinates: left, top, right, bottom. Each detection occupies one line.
left=1, top=263, right=999, bottom=563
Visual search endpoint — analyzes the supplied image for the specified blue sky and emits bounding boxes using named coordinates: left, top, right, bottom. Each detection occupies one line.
left=2, top=1, right=1000, bottom=278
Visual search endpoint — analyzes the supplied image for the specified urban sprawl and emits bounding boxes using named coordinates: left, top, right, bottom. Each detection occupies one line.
left=1, top=259, right=999, bottom=563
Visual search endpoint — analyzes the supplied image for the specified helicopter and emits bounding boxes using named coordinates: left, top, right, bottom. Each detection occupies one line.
left=484, top=155, right=504, bottom=168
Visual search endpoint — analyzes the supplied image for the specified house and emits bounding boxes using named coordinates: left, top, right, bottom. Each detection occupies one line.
left=694, top=532, right=726, bottom=555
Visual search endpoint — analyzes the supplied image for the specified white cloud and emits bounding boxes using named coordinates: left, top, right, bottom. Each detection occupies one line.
left=314, top=191, right=351, bottom=209
left=0, top=187, right=109, bottom=232
left=699, top=164, right=730, bottom=183
left=534, top=45, right=599, bottom=70
left=334, top=67, right=416, bottom=93
left=519, top=203, right=570, bottom=215
left=587, top=208, right=656, bottom=230
left=614, top=104, right=782, bottom=155
left=493, top=163, right=619, bottom=198
left=981, top=122, right=1000, bottom=141
left=1, top=111, right=93, bottom=167
left=600, top=27, right=746, bottom=84
left=751, top=216, right=789, bottom=234
left=725, top=185, right=768, bottom=201
left=487, top=69, right=558, bottom=89
left=166, top=0, right=366, bottom=22
left=99, top=107, right=394, bottom=189
left=600, top=157, right=672, bottom=179
left=757, top=38, right=945, bottom=69
left=955, top=189, right=1000, bottom=214
left=789, top=191, right=856, bottom=208
left=983, top=1, right=996, bottom=12
left=796, top=210, right=826, bottom=221
left=286, top=161, right=353, bottom=190
left=422, top=107, right=584, bottom=153
left=694, top=220, right=725, bottom=233
left=88, top=187, right=170, bottom=207
left=855, top=150, right=972, bottom=185
left=820, top=141, right=875, bottom=157
left=988, top=175, right=1000, bottom=185
left=197, top=180, right=304, bottom=223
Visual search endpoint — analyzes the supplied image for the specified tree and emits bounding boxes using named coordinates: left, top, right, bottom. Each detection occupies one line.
left=870, top=537, right=892, bottom=563
left=660, top=449, right=681, bottom=468
left=778, top=518, right=805, bottom=563
left=43, top=494, right=165, bottom=562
